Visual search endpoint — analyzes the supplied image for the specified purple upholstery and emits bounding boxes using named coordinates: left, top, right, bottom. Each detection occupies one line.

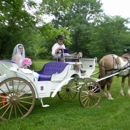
left=37, top=62, right=68, bottom=81
left=61, top=49, right=69, bottom=53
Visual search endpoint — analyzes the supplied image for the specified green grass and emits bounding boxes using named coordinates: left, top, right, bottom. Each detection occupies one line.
left=1, top=60, right=130, bottom=130
left=30, top=59, right=53, bottom=71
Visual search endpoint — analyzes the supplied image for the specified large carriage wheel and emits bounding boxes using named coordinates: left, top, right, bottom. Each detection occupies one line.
left=57, top=78, right=79, bottom=100
left=0, top=77, right=35, bottom=120
left=79, top=78, right=102, bottom=108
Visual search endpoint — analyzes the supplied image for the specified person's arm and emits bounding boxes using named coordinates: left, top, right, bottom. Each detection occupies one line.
left=52, top=44, right=60, bottom=55
left=52, top=44, right=66, bottom=58
left=55, top=46, right=64, bottom=54
left=14, top=54, right=21, bottom=67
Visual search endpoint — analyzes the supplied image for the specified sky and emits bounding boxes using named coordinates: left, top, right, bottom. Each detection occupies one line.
left=33, top=0, right=130, bottom=23
left=101, top=0, right=130, bottom=18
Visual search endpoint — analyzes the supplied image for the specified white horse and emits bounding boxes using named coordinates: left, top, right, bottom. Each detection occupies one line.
left=99, top=53, right=130, bottom=100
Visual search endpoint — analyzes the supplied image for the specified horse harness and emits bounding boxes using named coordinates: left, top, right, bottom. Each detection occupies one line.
left=99, top=54, right=130, bottom=88
left=100, top=54, right=130, bottom=75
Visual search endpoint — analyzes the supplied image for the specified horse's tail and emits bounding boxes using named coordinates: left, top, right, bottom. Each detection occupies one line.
left=98, top=59, right=107, bottom=90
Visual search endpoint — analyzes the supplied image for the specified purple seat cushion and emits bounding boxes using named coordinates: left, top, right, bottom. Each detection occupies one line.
left=37, top=62, right=68, bottom=81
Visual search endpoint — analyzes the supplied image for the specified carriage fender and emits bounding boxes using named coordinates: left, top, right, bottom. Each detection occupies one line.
left=51, top=77, right=74, bottom=98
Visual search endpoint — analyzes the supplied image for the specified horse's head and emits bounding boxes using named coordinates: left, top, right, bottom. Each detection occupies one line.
left=122, top=53, right=130, bottom=59
left=123, top=48, right=130, bottom=59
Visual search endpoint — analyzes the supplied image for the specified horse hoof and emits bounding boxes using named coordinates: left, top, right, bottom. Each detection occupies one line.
left=108, top=97, right=113, bottom=100
left=120, top=93, right=124, bottom=96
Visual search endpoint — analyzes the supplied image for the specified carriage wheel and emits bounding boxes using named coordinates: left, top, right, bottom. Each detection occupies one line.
left=79, top=78, right=102, bottom=108
left=57, top=78, right=79, bottom=100
left=0, top=77, right=35, bottom=120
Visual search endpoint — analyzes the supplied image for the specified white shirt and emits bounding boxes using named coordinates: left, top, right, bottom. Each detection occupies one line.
left=51, top=43, right=65, bottom=58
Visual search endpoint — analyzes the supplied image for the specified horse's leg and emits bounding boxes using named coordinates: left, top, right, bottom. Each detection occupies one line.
left=103, top=88, right=108, bottom=98
left=127, top=75, right=130, bottom=96
left=120, top=76, right=125, bottom=96
left=107, top=77, right=114, bottom=100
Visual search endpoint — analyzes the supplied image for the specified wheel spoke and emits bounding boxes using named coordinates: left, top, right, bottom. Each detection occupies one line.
left=0, top=88, right=9, bottom=97
left=20, top=95, right=33, bottom=100
left=11, top=80, right=15, bottom=95
left=0, top=103, right=10, bottom=110
left=16, top=80, right=21, bottom=94
left=2, top=104, right=11, bottom=118
left=93, top=93, right=100, bottom=98
left=81, top=95, right=88, bottom=102
left=16, top=104, right=24, bottom=116
left=93, top=87, right=100, bottom=93
left=0, top=77, right=35, bottom=120
left=5, top=82, right=12, bottom=94
left=14, top=105, right=17, bottom=119
left=19, top=100, right=33, bottom=105
left=57, top=79, right=78, bottom=100
left=8, top=105, right=13, bottom=120
left=69, top=91, right=75, bottom=98
left=18, top=89, right=31, bottom=97
left=18, top=102, right=29, bottom=111
left=17, top=84, right=27, bottom=95
left=79, top=79, right=102, bottom=108
left=84, top=98, right=90, bottom=107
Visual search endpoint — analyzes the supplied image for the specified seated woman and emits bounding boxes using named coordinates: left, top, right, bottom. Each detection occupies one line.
left=11, top=44, right=39, bottom=81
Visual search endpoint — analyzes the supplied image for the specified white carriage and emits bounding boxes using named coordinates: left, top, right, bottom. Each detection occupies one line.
left=0, top=54, right=101, bottom=120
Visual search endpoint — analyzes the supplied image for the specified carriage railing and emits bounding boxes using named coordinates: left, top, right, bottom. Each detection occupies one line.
left=57, top=49, right=80, bottom=62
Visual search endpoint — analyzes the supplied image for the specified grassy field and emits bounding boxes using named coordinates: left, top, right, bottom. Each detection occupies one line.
left=0, top=59, right=130, bottom=130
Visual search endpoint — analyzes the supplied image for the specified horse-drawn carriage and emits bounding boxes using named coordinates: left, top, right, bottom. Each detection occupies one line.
left=0, top=50, right=101, bottom=120
left=0, top=49, right=101, bottom=120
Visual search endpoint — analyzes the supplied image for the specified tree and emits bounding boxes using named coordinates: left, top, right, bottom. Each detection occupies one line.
left=0, top=0, right=72, bottom=59
left=38, top=23, right=71, bottom=59
left=51, top=0, right=103, bottom=55
left=0, top=0, right=40, bottom=59
left=87, top=15, right=130, bottom=59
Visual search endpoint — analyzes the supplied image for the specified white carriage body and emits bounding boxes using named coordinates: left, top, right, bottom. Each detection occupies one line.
left=0, top=58, right=97, bottom=99
left=0, top=58, right=99, bottom=120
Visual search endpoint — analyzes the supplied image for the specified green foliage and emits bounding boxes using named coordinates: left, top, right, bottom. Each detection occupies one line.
left=87, top=15, right=130, bottom=60
left=1, top=0, right=130, bottom=61
left=39, top=0, right=72, bottom=15
left=51, top=0, right=103, bottom=56
left=38, top=24, right=71, bottom=56
left=0, top=0, right=39, bottom=59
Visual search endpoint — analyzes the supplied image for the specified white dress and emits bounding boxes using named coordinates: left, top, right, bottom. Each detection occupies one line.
left=13, top=54, right=39, bottom=81
left=12, top=44, right=39, bottom=81
left=20, top=68, right=39, bottom=81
